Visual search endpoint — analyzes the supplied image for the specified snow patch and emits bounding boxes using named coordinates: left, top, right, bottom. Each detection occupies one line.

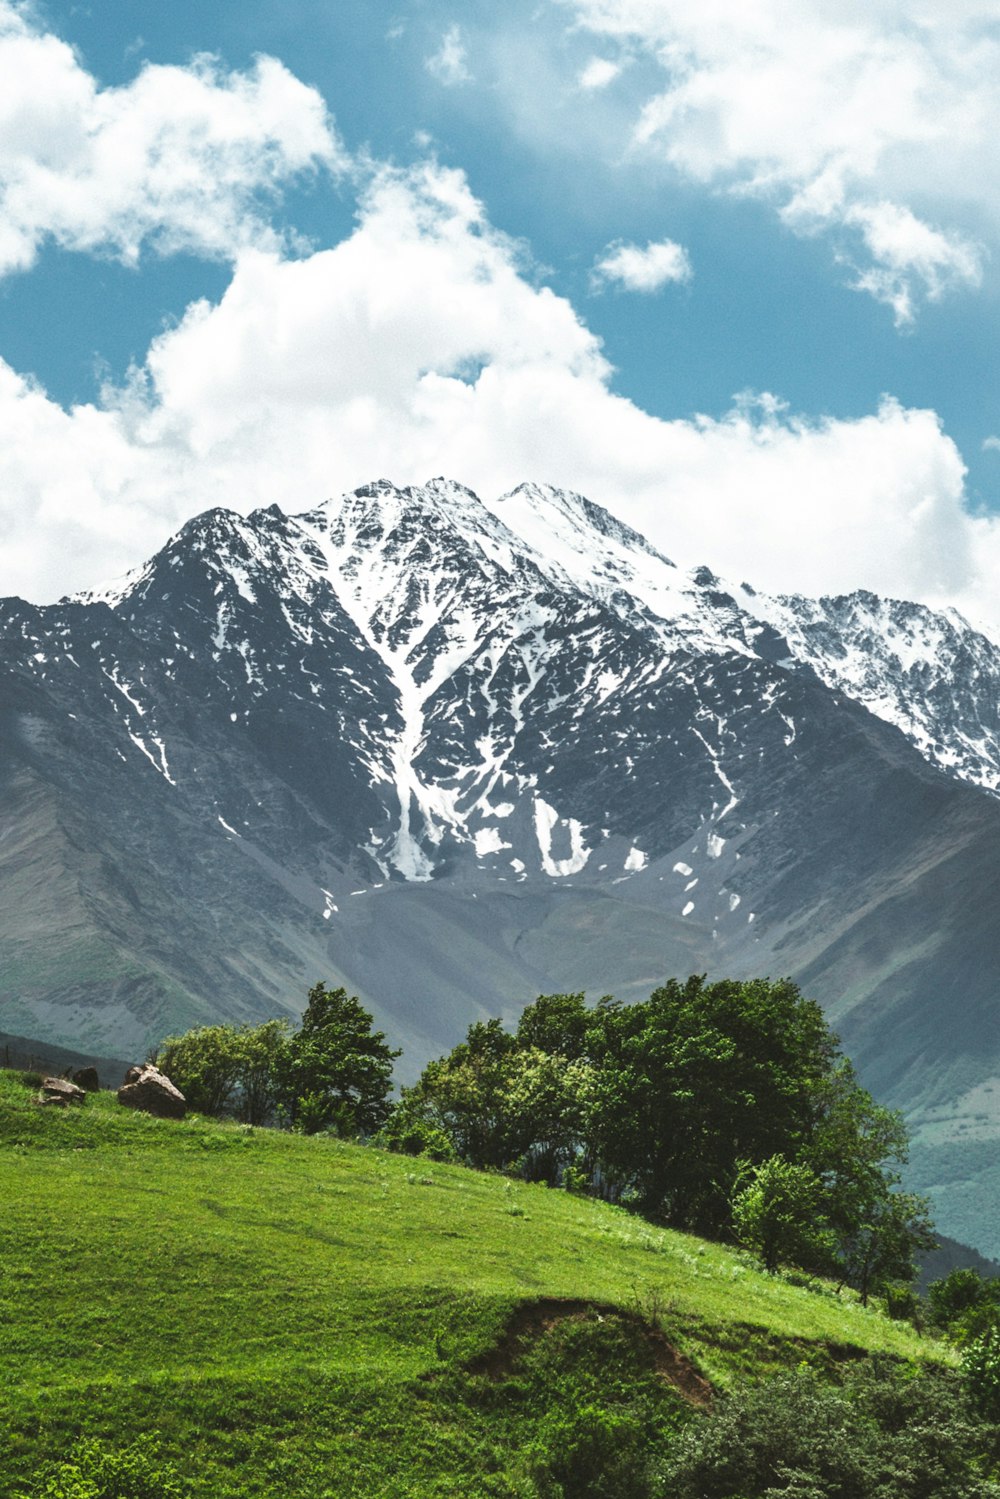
left=474, top=826, right=509, bottom=857
left=533, top=796, right=591, bottom=877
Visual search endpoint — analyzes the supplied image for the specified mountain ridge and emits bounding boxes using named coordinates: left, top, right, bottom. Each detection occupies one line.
left=4, top=476, right=1000, bottom=1252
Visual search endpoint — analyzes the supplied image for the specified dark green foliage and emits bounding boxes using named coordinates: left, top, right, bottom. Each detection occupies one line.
left=660, top=1362, right=999, bottom=1499
left=386, top=1013, right=592, bottom=1180
left=374, top=1110, right=457, bottom=1161
left=589, top=976, right=834, bottom=1233
left=930, top=1270, right=1000, bottom=1340
left=17, top=1437, right=189, bottom=1499
left=731, top=1155, right=835, bottom=1275
left=277, top=982, right=399, bottom=1136
left=962, top=1324, right=1000, bottom=1419
left=389, top=977, right=932, bottom=1298
left=158, top=1019, right=290, bottom=1123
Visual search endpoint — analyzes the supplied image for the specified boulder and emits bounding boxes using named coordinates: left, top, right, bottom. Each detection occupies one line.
left=117, top=1065, right=186, bottom=1120
left=72, top=1066, right=100, bottom=1092
left=38, top=1076, right=86, bottom=1106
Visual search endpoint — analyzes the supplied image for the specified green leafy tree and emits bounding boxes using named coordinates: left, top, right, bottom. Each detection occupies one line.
left=587, top=977, right=835, bottom=1232
left=928, top=1268, right=1000, bottom=1345
left=838, top=1189, right=936, bottom=1306
left=278, top=983, right=399, bottom=1136
left=731, top=1154, right=835, bottom=1275
left=158, top=1020, right=290, bottom=1123
left=802, top=1059, right=934, bottom=1301
left=235, top=1018, right=290, bottom=1126
left=385, top=1010, right=592, bottom=1178
left=158, top=1024, right=244, bottom=1116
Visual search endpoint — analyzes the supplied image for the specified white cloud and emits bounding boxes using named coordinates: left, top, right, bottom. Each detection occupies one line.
left=426, top=25, right=471, bottom=86
left=592, top=236, right=692, bottom=291
left=0, top=2, right=344, bottom=274
left=983, top=437, right=1000, bottom=454
left=578, top=57, right=622, bottom=90
left=1, top=158, right=997, bottom=640
left=559, top=0, right=1000, bottom=321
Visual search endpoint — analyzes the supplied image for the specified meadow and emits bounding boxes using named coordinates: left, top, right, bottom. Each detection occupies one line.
left=0, top=1070, right=946, bottom=1497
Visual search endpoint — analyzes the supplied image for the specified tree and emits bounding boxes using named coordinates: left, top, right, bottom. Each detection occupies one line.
left=838, top=1189, right=936, bottom=1306
left=158, top=1024, right=244, bottom=1116
left=235, top=1018, right=290, bottom=1126
left=587, top=976, right=835, bottom=1232
left=731, top=1154, right=835, bottom=1275
left=803, top=1059, right=934, bottom=1301
left=158, top=1020, right=290, bottom=1123
left=277, top=983, right=399, bottom=1136
left=384, top=1007, right=593, bottom=1179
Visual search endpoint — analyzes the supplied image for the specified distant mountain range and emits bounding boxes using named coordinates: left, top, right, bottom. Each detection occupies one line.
left=3, top=477, right=1000, bottom=1253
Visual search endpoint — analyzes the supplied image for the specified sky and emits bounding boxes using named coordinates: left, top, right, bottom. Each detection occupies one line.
left=2, top=0, right=1000, bottom=633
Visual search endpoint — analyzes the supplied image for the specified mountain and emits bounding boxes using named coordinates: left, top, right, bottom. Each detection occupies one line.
left=3, top=477, right=1000, bottom=1253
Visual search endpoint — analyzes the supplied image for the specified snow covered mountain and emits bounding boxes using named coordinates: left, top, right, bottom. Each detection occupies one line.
left=5, top=476, right=1000, bottom=1253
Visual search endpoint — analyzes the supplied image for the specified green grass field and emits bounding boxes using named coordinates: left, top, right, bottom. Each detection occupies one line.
left=0, top=1071, right=950, bottom=1497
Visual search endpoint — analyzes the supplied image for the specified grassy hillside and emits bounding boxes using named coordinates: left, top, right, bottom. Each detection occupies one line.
left=0, top=1071, right=949, bottom=1497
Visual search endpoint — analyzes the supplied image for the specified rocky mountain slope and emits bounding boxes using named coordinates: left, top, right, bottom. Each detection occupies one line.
left=3, top=477, right=1000, bottom=1250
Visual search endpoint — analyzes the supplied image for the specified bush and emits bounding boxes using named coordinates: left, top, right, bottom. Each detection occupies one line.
left=658, top=1362, right=995, bottom=1498
left=375, top=1109, right=457, bottom=1161
left=962, top=1323, right=1000, bottom=1418
left=18, top=1437, right=189, bottom=1499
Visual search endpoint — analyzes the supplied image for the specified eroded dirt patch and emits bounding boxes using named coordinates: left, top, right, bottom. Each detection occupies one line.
left=466, top=1297, right=714, bottom=1408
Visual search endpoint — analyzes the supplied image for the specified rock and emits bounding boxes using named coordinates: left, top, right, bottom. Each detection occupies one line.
left=72, top=1067, right=100, bottom=1092
left=39, top=1076, right=87, bottom=1105
left=117, top=1065, right=186, bottom=1120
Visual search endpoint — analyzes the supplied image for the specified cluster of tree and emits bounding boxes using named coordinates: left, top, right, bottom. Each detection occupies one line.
left=159, top=972, right=937, bottom=1298
left=158, top=982, right=398, bottom=1136
left=379, top=977, right=935, bottom=1299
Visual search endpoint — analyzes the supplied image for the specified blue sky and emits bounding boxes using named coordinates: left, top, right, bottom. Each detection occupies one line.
left=2, top=0, right=1000, bottom=630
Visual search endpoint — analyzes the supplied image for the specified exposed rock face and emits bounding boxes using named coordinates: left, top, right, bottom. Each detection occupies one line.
left=72, top=1066, right=100, bottom=1091
left=38, top=1076, right=86, bottom=1106
left=117, top=1065, right=186, bottom=1119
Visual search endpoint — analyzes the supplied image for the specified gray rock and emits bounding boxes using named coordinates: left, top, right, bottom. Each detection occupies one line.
left=72, top=1066, right=100, bottom=1092
left=39, top=1076, right=87, bottom=1105
left=117, top=1065, right=186, bottom=1120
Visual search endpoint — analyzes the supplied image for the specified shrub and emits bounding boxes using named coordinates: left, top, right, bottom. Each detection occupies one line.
left=659, top=1362, right=995, bottom=1499
left=18, top=1437, right=189, bottom=1499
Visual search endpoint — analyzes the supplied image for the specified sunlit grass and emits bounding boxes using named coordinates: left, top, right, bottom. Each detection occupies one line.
left=0, top=1071, right=949, bottom=1496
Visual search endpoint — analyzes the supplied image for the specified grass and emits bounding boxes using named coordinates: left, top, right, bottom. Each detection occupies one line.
left=0, top=1070, right=950, bottom=1496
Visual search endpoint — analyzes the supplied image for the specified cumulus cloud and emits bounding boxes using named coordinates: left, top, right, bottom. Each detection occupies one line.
left=559, top=0, right=999, bottom=322
left=578, top=56, right=622, bottom=90
left=1, top=157, right=997, bottom=638
left=592, top=236, right=692, bottom=291
left=426, top=25, right=471, bottom=85
left=0, top=1, right=343, bottom=274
